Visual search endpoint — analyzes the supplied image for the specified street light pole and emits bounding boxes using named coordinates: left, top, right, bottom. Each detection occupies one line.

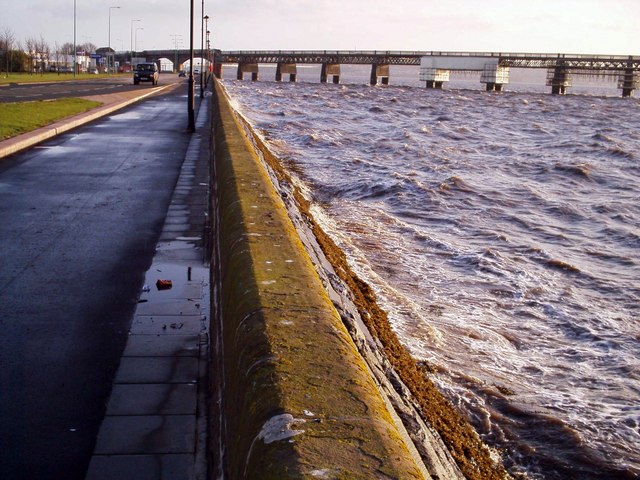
left=108, top=6, right=120, bottom=74
left=130, top=19, right=140, bottom=68
left=135, top=28, right=144, bottom=54
left=200, top=0, right=205, bottom=98
left=188, top=0, right=195, bottom=132
left=170, top=34, right=182, bottom=73
left=204, top=15, right=210, bottom=89
left=73, top=0, right=77, bottom=77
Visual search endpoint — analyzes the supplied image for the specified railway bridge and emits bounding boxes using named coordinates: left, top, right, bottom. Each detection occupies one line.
left=136, top=49, right=640, bottom=96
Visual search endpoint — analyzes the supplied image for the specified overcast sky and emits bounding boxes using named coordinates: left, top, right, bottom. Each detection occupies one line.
left=2, top=0, right=639, bottom=54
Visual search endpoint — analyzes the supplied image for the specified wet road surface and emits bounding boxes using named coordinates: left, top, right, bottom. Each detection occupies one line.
left=0, top=74, right=183, bottom=103
left=0, top=84, right=196, bottom=479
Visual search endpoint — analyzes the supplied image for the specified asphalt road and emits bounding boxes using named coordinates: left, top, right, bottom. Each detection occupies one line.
left=0, top=84, right=195, bottom=479
left=0, top=73, right=180, bottom=103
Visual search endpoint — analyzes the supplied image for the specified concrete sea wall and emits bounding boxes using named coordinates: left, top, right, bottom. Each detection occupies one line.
left=208, top=80, right=509, bottom=480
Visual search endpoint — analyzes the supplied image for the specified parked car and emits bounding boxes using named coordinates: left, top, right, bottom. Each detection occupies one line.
left=178, top=70, right=186, bottom=77
left=133, top=63, right=159, bottom=85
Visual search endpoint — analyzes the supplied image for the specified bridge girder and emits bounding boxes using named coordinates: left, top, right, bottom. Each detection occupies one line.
left=211, top=50, right=640, bottom=72
left=130, top=49, right=639, bottom=77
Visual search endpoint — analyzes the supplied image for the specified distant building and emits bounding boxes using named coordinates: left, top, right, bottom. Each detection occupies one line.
left=96, top=47, right=116, bottom=72
left=48, top=53, right=91, bottom=73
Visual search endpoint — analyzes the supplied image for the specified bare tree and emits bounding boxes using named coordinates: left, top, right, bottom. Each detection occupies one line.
left=38, top=35, right=50, bottom=75
left=53, top=41, right=61, bottom=73
left=25, top=36, right=37, bottom=73
left=60, top=42, right=75, bottom=71
left=0, top=27, right=15, bottom=76
left=81, top=42, right=97, bottom=55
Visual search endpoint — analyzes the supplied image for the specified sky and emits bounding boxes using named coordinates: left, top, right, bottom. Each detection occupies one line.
left=1, top=0, right=639, bottom=55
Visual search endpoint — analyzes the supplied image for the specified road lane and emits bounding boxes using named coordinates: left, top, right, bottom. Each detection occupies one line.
left=0, top=85, right=195, bottom=480
left=0, top=74, right=182, bottom=103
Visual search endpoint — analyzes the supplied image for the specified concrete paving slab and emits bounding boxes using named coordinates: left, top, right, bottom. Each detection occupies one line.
left=140, top=280, right=205, bottom=301
left=161, top=224, right=192, bottom=233
left=154, top=245, right=205, bottom=261
left=84, top=92, right=210, bottom=479
left=86, top=454, right=194, bottom=480
left=93, top=415, right=196, bottom=454
left=135, top=298, right=202, bottom=316
left=115, top=357, right=199, bottom=384
left=163, top=217, right=191, bottom=224
left=130, top=315, right=202, bottom=335
left=107, top=383, right=197, bottom=415
left=123, top=334, right=200, bottom=357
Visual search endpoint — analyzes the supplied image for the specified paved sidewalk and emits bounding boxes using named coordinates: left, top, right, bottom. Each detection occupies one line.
left=85, top=95, right=211, bottom=480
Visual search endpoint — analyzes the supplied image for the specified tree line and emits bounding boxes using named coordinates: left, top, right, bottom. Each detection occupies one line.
left=1, top=27, right=97, bottom=75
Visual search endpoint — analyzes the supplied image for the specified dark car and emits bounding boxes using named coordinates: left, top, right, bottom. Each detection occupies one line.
left=134, top=63, right=159, bottom=85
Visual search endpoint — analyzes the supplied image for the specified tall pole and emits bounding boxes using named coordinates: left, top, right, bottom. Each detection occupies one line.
left=135, top=28, right=143, bottom=53
left=204, top=16, right=210, bottom=88
left=73, top=0, right=77, bottom=77
left=130, top=19, right=140, bottom=68
left=188, top=0, right=195, bottom=132
left=170, top=34, right=182, bottom=73
left=108, top=6, right=120, bottom=74
left=200, top=0, right=205, bottom=98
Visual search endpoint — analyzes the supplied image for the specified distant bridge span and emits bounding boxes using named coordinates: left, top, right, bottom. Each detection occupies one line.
left=138, top=49, right=640, bottom=96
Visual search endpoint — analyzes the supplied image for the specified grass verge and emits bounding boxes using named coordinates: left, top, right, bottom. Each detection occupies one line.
left=0, top=72, right=128, bottom=84
left=0, top=98, right=103, bottom=140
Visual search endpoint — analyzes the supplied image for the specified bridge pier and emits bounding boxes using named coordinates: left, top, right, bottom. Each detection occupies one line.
left=547, top=65, right=571, bottom=95
left=276, top=63, right=297, bottom=82
left=420, top=68, right=450, bottom=89
left=484, top=83, right=504, bottom=92
left=320, top=63, right=341, bottom=84
left=370, top=64, right=390, bottom=85
left=618, top=66, right=637, bottom=97
left=237, top=62, right=259, bottom=81
left=481, top=65, right=509, bottom=92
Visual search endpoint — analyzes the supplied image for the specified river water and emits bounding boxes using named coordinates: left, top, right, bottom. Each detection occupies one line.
left=221, top=66, right=640, bottom=479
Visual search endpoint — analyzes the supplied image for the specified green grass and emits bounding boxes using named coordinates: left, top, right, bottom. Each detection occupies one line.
left=0, top=98, right=103, bottom=140
left=0, top=72, right=129, bottom=84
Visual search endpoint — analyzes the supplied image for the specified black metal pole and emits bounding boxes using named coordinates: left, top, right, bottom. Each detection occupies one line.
left=188, top=0, right=195, bottom=131
left=200, top=0, right=204, bottom=98
left=73, top=0, right=76, bottom=77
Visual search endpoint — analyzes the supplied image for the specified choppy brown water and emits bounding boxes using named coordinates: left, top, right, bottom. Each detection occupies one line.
left=223, top=73, right=640, bottom=479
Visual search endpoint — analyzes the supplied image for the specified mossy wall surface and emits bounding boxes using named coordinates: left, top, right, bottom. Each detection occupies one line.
left=211, top=81, right=425, bottom=479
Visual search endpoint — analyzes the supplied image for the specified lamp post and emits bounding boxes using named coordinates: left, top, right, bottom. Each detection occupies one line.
left=108, top=6, right=120, bottom=74
left=170, top=34, right=182, bottom=73
left=73, top=0, right=77, bottom=77
left=204, top=15, right=210, bottom=88
left=130, top=19, right=140, bottom=68
left=135, top=27, right=144, bottom=54
left=201, top=13, right=209, bottom=97
left=199, top=0, right=206, bottom=98
left=188, top=0, right=195, bottom=132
